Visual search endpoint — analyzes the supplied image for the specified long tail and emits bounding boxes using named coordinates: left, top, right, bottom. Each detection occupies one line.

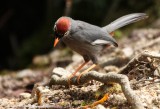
left=101, top=13, right=148, bottom=33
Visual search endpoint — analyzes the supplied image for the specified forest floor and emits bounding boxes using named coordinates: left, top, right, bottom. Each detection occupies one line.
left=0, top=28, right=160, bottom=109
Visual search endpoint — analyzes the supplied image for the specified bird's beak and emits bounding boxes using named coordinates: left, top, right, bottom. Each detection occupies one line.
left=54, top=37, right=59, bottom=47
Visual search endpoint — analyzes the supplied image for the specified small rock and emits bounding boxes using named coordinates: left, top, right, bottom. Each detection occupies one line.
left=52, top=67, right=72, bottom=77
left=36, top=86, right=51, bottom=94
left=72, top=54, right=83, bottom=63
left=19, top=93, right=31, bottom=100
left=65, top=95, right=71, bottom=99
left=95, top=104, right=106, bottom=109
left=109, top=93, right=126, bottom=105
left=49, top=50, right=61, bottom=62
left=49, top=49, right=72, bottom=64
left=154, top=67, right=160, bottom=77
left=54, top=96, right=60, bottom=102
left=32, top=55, right=50, bottom=66
left=0, top=98, right=10, bottom=107
left=122, top=47, right=133, bottom=57
left=17, top=69, right=35, bottom=79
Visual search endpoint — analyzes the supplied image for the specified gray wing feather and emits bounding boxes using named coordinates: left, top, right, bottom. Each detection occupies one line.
left=72, top=21, right=118, bottom=47
left=102, top=13, right=148, bottom=33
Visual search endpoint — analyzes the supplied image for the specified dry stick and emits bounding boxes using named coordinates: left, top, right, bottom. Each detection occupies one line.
left=119, top=50, right=160, bottom=74
left=49, top=68, right=144, bottom=109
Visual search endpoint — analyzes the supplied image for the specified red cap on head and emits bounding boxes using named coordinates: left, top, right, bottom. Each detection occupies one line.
left=56, top=17, right=71, bottom=34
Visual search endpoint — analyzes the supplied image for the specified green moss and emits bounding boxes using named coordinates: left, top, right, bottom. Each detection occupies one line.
left=81, top=100, right=93, bottom=106
left=114, top=30, right=123, bottom=39
left=58, top=101, right=70, bottom=107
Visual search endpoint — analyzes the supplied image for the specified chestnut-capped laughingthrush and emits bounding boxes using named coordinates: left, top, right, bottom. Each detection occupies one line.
left=53, top=13, right=148, bottom=85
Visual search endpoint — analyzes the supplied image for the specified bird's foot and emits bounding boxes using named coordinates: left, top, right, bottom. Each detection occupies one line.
left=77, top=64, right=97, bottom=84
left=67, top=61, right=89, bottom=87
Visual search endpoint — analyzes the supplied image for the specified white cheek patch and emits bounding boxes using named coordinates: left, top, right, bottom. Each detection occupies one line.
left=91, top=39, right=112, bottom=45
left=64, top=31, right=69, bottom=36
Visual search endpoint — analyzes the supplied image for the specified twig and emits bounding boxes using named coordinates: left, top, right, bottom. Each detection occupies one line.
left=119, top=50, right=160, bottom=74
left=134, top=78, right=160, bottom=87
left=49, top=68, right=144, bottom=109
left=134, top=78, right=155, bottom=85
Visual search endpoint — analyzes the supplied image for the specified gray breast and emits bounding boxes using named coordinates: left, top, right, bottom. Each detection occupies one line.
left=62, top=34, right=102, bottom=57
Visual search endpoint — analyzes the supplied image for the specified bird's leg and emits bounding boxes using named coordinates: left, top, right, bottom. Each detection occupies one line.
left=77, top=64, right=97, bottom=84
left=68, top=61, right=89, bottom=86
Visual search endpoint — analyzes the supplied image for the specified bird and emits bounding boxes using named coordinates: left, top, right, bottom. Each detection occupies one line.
left=53, top=13, right=148, bottom=85
left=53, top=13, right=147, bottom=108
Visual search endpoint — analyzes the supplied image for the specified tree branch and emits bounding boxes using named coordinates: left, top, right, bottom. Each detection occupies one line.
left=49, top=68, right=144, bottom=109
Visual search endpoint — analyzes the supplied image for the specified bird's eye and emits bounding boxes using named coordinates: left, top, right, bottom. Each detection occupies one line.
left=64, top=31, right=69, bottom=36
left=54, top=25, right=57, bottom=31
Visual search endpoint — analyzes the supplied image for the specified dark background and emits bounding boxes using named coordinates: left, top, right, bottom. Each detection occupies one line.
left=0, top=0, right=159, bottom=70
